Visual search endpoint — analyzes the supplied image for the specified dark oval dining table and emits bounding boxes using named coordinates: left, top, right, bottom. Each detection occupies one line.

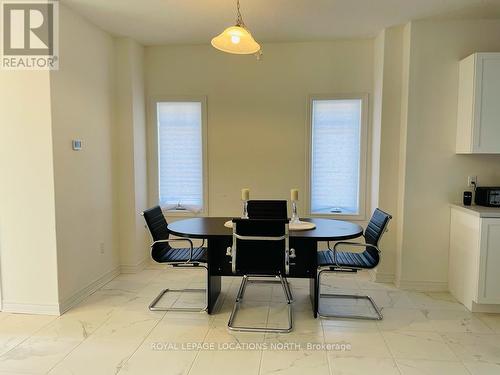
left=168, top=217, right=363, bottom=317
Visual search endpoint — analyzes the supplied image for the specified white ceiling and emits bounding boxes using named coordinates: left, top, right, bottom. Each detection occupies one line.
left=62, top=0, right=500, bottom=45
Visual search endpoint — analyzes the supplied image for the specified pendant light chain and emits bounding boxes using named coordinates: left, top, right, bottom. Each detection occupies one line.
left=236, top=0, right=263, bottom=59
left=235, top=0, right=262, bottom=59
left=235, top=0, right=246, bottom=28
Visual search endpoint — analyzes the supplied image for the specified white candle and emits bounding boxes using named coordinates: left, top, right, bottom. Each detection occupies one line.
left=241, top=188, right=250, bottom=201
left=291, top=188, right=299, bottom=201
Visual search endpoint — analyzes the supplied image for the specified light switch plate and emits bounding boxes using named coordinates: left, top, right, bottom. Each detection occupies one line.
left=72, top=139, right=82, bottom=151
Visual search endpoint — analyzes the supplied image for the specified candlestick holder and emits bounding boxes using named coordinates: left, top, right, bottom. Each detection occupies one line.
left=291, top=201, right=300, bottom=224
left=241, top=200, right=249, bottom=219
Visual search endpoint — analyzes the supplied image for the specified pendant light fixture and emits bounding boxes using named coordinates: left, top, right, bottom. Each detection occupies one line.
left=211, top=0, right=261, bottom=56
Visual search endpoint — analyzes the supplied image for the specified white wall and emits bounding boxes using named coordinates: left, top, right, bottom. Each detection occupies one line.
left=131, top=45, right=149, bottom=267
left=50, top=4, right=119, bottom=309
left=395, top=23, right=412, bottom=284
left=371, top=31, right=384, bottom=218
left=145, top=41, right=374, bottom=220
left=0, top=71, right=60, bottom=314
left=370, top=26, right=405, bottom=282
left=396, top=19, right=500, bottom=289
left=115, top=38, right=149, bottom=272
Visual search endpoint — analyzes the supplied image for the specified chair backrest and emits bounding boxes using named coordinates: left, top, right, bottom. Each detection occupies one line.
left=142, top=206, right=172, bottom=262
left=364, top=208, right=392, bottom=260
left=247, top=200, right=288, bottom=220
left=142, top=206, right=171, bottom=251
left=231, top=218, right=289, bottom=275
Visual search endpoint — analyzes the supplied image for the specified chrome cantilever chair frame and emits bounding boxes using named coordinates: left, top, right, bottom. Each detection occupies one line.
left=141, top=212, right=208, bottom=312
left=318, top=242, right=383, bottom=320
left=317, top=216, right=391, bottom=321
left=227, top=222, right=294, bottom=333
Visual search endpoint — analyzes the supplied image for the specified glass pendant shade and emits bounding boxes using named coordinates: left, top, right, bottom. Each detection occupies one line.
left=211, top=25, right=261, bottom=55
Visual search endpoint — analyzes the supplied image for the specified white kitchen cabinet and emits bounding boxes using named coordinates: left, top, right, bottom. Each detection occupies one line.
left=478, top=219, right=500, bottom=303
left=456, top=53, right=500, bottom=154
left=449, top=205, right=500, bottom=312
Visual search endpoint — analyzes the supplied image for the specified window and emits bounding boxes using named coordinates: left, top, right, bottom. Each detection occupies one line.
left=309, top=95, right=368, bottom=218
left=155, top=99, right=207, bottom=213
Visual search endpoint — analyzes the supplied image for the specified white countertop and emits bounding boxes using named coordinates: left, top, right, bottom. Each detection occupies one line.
left=450, top=203, right=500, bottom=218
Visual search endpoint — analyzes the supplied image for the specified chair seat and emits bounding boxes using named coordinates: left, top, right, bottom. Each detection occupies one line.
left=155, top=246, right=207, bottom=264
left=318, top=250, right=377, bottom=269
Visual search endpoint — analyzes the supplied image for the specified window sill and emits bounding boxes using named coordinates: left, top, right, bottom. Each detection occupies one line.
left=162, top=209, right=207, bottom=218
left=308, top=212, right=367, bottom=223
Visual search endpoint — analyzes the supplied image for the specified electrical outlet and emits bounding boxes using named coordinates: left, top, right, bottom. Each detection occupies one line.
left=467, top=176, right=477, bottom=187
left=99, top=242, right=105, bottom=254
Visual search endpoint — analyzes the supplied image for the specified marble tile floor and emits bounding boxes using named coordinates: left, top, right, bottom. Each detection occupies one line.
left=0, top=268, right=499, bottom=375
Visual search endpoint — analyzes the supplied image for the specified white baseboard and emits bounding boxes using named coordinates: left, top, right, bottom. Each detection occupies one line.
left=396, top=279, right=448, bottom=292
left=58, top=266, right=120, bottom=314
left=146, top=260, right=167, bottom=270
left=2, top=267, right=121, bottom=316
left=371, top=270, right=395, bottom=283
left=120, top=258, right=148, bottom=274
left=2, top=301, right=61, bottom=315
left=470, top=302, right=500, bottom=313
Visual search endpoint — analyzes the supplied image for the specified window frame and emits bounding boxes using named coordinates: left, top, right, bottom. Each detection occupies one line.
left=148, top=95, right=209, bottom=217
left=305, top=93, right=369, bottom=221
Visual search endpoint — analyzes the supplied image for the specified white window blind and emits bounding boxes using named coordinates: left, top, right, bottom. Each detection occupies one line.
left=311, top=99, right=362, bottom=215
left=157, top=101, right=204, bottom=212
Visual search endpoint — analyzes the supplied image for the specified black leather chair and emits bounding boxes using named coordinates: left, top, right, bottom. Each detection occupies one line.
left=247, top=200, right=288, bottom=219
left=317, top=208, right=392, bottom=320
left=226, top=218, right=294, bottom=333
left=142, top=206, right=207, bottom=312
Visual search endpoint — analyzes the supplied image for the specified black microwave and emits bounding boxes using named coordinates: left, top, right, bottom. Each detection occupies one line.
left=475, top=187, right=500, bottom=207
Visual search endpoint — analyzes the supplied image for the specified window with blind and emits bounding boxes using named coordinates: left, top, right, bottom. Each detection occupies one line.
left=309, top=96, right=367, bottom=217
left=156, top=100, right=206, bottom=213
